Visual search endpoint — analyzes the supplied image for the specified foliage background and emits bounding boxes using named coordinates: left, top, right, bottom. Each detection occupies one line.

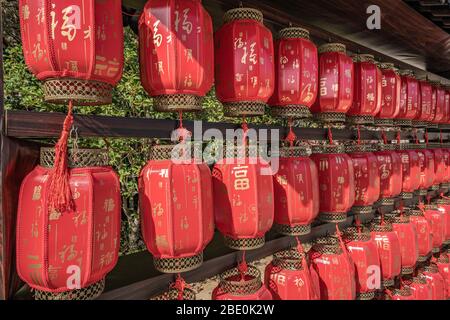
left=2, top=0, right=283, bottom=254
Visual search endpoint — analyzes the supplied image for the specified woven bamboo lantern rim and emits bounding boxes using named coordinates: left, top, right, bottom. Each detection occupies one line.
left=272, top=249, right=304, bottom=270
left=345, top=143, right=378, bottom=153
left=318, top=42, right=346, bottom=54
left=379, top=62, right=396, bottom=70
left=311, top=144, right=346, bottom=154
left=353, top=54, right=375, bottom=63
left=279, top=27, right=310, bottom=39
left=223, top=7, right=264, bottom=23
left=218, top=265, right=262, bottom=296
left=40, top=147, right=108, bottom=168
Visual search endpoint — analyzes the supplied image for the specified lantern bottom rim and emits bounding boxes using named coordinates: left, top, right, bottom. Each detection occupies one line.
left=346, top=115, right=375, bottom=125
left=153, top=252, right=203, bottom=273
left=314, top=112, right=346, bottom=123
left=273, top=223, right=311, bottom=236
left=33, top=278, right=105, bottom=300
left=415, top=189, right=429, bottom=196
left=382, top=278, right=395, bottom=288
left=318, top=212, right=348, bottom=223
left=440, top=183, right=449, bottom=190
left=401, top=266, right=415, bottom=275
left=153, top=94, right=204, bottom=112
left=400, top=192, right=413, bottom=200
left=432, top=247, right=441, bottom=254
left=270, top=105, right=312, bottom=119
left=357, top=291, right=375, bottom=300
left=223, top=236, right=265, bottom=250
left=394, top=119, right=413, bottom=127
left=374, top=118, right=394, bottom=127
left=443, top=239, right=450, bottom=246
left=430, top=185, right=440, bottom=191
left=428, top=123, right=439, bottom=129
left=351, top=205, right=373, bottom=216
left=43, top=78, right=113, bottom=106
left=412, top=120, right=429, bottom=128
left=377, top=197, right=396, bottom=206
left=223, top=101, right=266, bottom=117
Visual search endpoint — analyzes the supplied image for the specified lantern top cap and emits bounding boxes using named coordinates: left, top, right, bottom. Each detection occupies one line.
left=149, top=144, right=203, bottom=162
left=421, top=264, right=439, bottom=273
left=272, top=249, right=305, bottom=270
left=345, top=143, right=377, bottom=153
left=342, top=227, right=371, bottom=242
left=399, top=69, right=415, bottom=77
left=311, top=144, right=346, bottom=154
left=218, top=265, right=262, bottom=295
left=318, top=42, right=346, bottom=54
left=378, top=143, right=396, bottom=151
left=40, top=147, right=108, bottom=168
left=411, top=276, right=427, bottom=284
left=278, top=27, right=310, bottom=40
left=352, top=54, right=375, bottom=63
left=379, top=62, right=396, bottom=70
left=369, top=220, right=393, bottom=232
left=223, top=7, right=263, bottom=24
left=276, top=146, right=311, bottom=158
left=392, top=287, right=413, bottom=297
left=312, top=236, right=344, bottom=254
left=428, top=79, right=441, bottom=86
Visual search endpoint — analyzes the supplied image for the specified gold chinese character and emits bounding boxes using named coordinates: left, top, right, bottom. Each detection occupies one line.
left=32, top=186, right=42, bottom=201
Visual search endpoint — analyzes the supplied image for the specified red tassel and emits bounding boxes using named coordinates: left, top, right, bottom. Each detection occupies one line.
left=47, top=101, right=75, bottom=214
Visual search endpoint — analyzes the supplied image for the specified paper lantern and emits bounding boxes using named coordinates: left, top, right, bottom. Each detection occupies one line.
left=272, top=147, right=319, bottom=236
left=269, top=27, right=318, bottom=119
left=431, top=81, right=446, bottom=127
left=441, top=147, right=450, bottom=192
left=434, top=199, right=450, bottom=246
left=415, top=146, right=435, bottom=196
left=139, top=0, right=214, bottom=112
left=346, top=54, right=382, bottom=125
left=215, top=7, right=274, bottom=116
left=311, top=43, right=354, bottom=123
left=429, top=144, right=446, bottom=190
left=442, top=85, right=450, bottom=129
left=395, top=70, right=419, bottom=127
left=309, top=236, right=356, bottom=300
left=138, top=145, right=214, bottom=273
left=19, top=0, right=123, bottom=105
left=397, top=145, right=421, bottom=199
left=374, top=144, right=403, bottom=206
left=419, top=264, right=447, bottom=300
left=346, top=144, right=380, bottom=216
left=213, top=152, right=274, bottom=250
left=212, top=265, right=273, bottom=300
left=408, top=210, right=433, bottom=263
left=343, top=227, right=380, bottom=300
left=264, top=249, right=319, bottom=300
left=415, top=79, right=434, bottom=128
left=403, top=276, right=433, bottom=300
left=369, top=220, right=402, bottom=287
left=387, top=287, right=414, bottom=300
left=435, top=252, right=450, bottom=299
left=310, top=145, right=355, bottom=222
left=423, top=204, right=445, bottom=254
left=374, top=63, right=401, bottom=127
left=16, top=148, right=121, bottom=299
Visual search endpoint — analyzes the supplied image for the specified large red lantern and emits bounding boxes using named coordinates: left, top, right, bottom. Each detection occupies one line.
left=441, top=147, right=450, bottom=191
left=16, top=148, right=121, bottom=299
left=273, top=147, right=319, bottom=236
left=429, top=145, right=446, bottom=190
left=435, top=252, right=450, bottom=299
left=309, top=236, right=356, bottom=300
left=420, top=264, right=447, bottom=300
left=343, top=227, right=380, bottom=300
left=347, top=54, right=382, bottom=125
left=139, top=0, right=214, bottom=112
left=431, top=81, right=446, bottom=126
left=215, top=7, right=274, bottom=116
left=212, top=265, right=273, bottom=300
left=374, top=63, right=401, bottom=127
left=213, top=152, right=274, bottom=250
left=346, top=144, right=380, bottom=216
left=415, top=146, right=435, bottom=196
left=434, top=199, right=450, bottom=245
left=397, top=144, right=421, bottom=199
left=403, top=276, right=432, bottom=300
left=19, top=0, right=123, bottom=105
left=408, top=209, right=433, bottom=262
left=442, top=85, right=450, bottom=129
left=423, top=204, right=445, bottom=254
left=310, top=145, right=355, bottom=222
left=138, top=145, right=214, bottom=273
left=415, top=79, right=434, bottom=127
left=395, top=70, right=419, bottom=127
left=374, top=144, right=403, bottom=206
left=269, top=27, right=318, bottom=119
left=264, top=249, right=319, bottom=300
left=311, top=43, right=354, bottom=123
left=369, top=219, right=402, bottom=287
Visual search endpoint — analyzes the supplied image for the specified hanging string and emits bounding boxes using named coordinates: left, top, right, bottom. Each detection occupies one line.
left=356, top=125, right=361, bottom=145
left=327, top=127, right=334, bottom=145
left=177, top=110, right=191, bottom=142
left=237, top=250, right=248, bottom=282
left=440, top=192, right=450, bottom=200
left=285, top=117, right=297, bottom=148
left=170, top=274, right=189, bottom=301
left=47, top=100, right=75, bottom=214
left=413, top=128, right=419, bottom=145
left=398, top=200, right=404, bottom=217
left=426, top=194, right=431, bottom=205
left=396, top=130, right=401, bottom=145
left=335, top=224, right=348, bottom=258
left=381, top=129, right=388, bottom=145
left=241, top=116, right=249, bottom=148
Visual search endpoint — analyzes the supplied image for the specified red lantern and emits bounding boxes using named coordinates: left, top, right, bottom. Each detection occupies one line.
left=434, top=199, right=450, bottom=245
left=138, top=145, right=214, bottom=273
left=215, top=7, right=274, bottom=116
left=435, top=252, right=450, bottom=299
left=387, top=287, right=414, bottom=300
left=431, top=81, right=446, bottom=126
left=269, top=27, right=318, bottom=119
left=403, top=276, right=433, bottom=300
left=415, top=146, right=435, bottom=195
left=343, top=227, right=380, bottom=300
left=311, top=43, right=354, bottom=123
left=423, top=204, right=445, bottom=254
left=16, top=148, right=121, bottom=299
left=310, top=145, right=355, bottom=222
left=442, top=86, right=450, bottom=129
left=429, top=145, right=446, bottom=190
left=415, top=79, right=434, bottom=127
left=346, top=144, right=380, bottom=216
left=139, top=0, right=214, bottom=112
left=309, top=236, right=356, bottom=300
left=408, top=210, right=433, bottom=262
left=19, top=0, right=123, bottom=105
left=374, top=144, right=403, bottom=206
left=374, top=63, right=401, bottom=127
left=441, top=147, right=450, bottom=191
left=272, top=147, right=319, bottom=236
left=395, top=70, right=419, bottom=127
left=212, top=265, right=273, bottom=300
left=213, top=155, right=274, bottom=250
left=346, top=54, right=382, bottom=125
left=264, top=249, right=319, bottom=300
left=397, top=145, right=421, bottom=199
left=370, top=220, right=402, bottom=287
left=420, top=264, right=447, bottom=300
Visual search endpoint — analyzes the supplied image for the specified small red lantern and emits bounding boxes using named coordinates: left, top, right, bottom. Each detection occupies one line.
left=212, top=265, right=273, bottom=300
left=431, top=81, right=446, bottom=126
left=265, top=248, right=319, bottom=300
left=435, top=252, right=450, bottom=299
left=395, top=70, right=419, bottom=127
left=434, top=199, right=450, bottom=246
left=397, top=145, right=421, bottom=199
left=310, top=145, right=355, bottom=222
left=370, top=220, right=402, bottom=287
left=423, top=204, right=445, bottom=254
left=269, top=27, right=318, bottom=119
left=311, top=43, right=354, bottom=123
left=442, top=85, right=450, bottom=129
left=387, top=287, right=414, bottom=300
left=273, top=147, right=319, bottom=236
left=420, top=264, right=447, bottom=300
left=343, top=227, right=380, bottom=300
left=415, top=146, right=435, bottom=196
left=408, top=209, right=433, bottom=262
left=16, top=148, right=121, bottom=299
left=213, top=153, right=274, bottom=250
left=441, top=147, right=450, bottom=191
left=139, top=145, right=214, bottom=273
left=215, top=7, right=274, bottom=116
left=374, top=63, right=401, bottom=127
left=19, top=0, right=123, bottom=105
left=347, top=54, right=382, bottom=125
left=403, top=276, right=433, bottom=300
left=346, top=144, right=380, bottom=216
left=374, top=144, right=403, bottom=206
left=309, top=236, right=356, bottom=300
left=415, top=79, right=434, bottom=127
left=139, top=0, right=214, bottom=112
left=429, top=145, right=446, bottom=190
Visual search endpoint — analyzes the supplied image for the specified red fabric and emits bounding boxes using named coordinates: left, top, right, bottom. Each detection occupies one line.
left=422, top=268, right=446, bottom=300
left=430, top=148, right=446, bottom=185
left=423, top=208, right=445, bottom=250
left=376, top=68, right=401, bottom=119
left=432, top=85, right=446, bottom=124
left=397, top=149, right=421, bottom=193
left=416, top=149, right=436, bottom=190
left=409, top=215, right=433, bottom=259
left=391, top=221, right=419, bottom=271
left=348, top=151, right=380, bottom=207
left=416, top=80, right=434, bottom=122
left=436, top=253, right=450, bottom=298
left=375, top=150, right=402, bottom=199
left=396, top=73, right=419, bottom=120
left=370, top=228, right=402, bottom=283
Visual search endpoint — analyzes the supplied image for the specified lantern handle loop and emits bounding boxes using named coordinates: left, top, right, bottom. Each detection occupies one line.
left=241, top=117, right=249, bottom=148
left=384, top=289, right=393, bottom=299
left=398, top=201, right=404, bottom=217
left=381, top=129, right=388, bottom=145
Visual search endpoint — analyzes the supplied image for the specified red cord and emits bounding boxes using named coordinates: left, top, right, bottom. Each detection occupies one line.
left=327, top=127, right=333, bottom=144
left=285, top=118, right=297, bottom=148
left=381, top=129, right=388, bottom=145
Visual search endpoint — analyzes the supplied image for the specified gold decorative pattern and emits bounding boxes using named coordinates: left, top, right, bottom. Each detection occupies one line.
left=223, top=236, right=265, bottom=250
left=153, top=252, right=203, bottom=274
left=223, top=7, right=264, bottom=24
left=379, top=63, right=395, bottom=70
left=394, top=119, right=413, bottom=127
left=314, top=112, right=346, bottom=123
left=352, top=54, right=375, bottom=63
left=401, top=266, right=414, bottom=275
left=152, top=288, right=196, bottom=300
left=374, top=118, right=394, bottom=127
left=318, top=43, right=346, bottom=54
left=153, top=94, right=204, bottom=112
left=270, top=105, right=312, bottom=119
left=273, top=223, right=311, bottom=236
left=318, top=212, right=347, bottom=223
left=34, top=279, right=105, bottom=300
left=218, top=265, right=262, bottom=295
left=223, top=101, right=266, bottom=117
left=40, top=148, right=108, bottom=168
left=279, top=27, right=310, bottom=40
left=272, top=249, right=305, bottom=270
left=357, top=291, right=375, bottom=300
left=346, top=115, right=375, bottom=125
left=351, top=206, right=373, bottom=216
